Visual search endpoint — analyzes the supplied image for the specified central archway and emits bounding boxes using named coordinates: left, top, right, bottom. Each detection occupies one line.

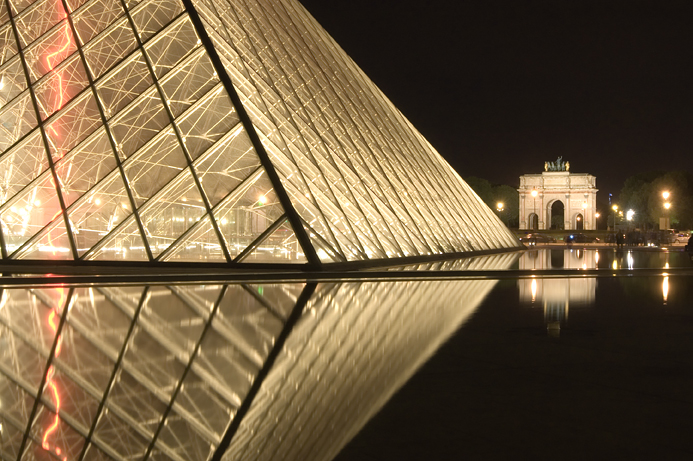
left=550, top=201, right=565, bottom=230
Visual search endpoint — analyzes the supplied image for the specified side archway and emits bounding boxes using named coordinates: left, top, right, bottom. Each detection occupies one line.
left=575, top=213, right=584, bottom=230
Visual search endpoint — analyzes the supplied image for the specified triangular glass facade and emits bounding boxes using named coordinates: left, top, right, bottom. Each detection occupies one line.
left=0, top=0, right=520, bottom=266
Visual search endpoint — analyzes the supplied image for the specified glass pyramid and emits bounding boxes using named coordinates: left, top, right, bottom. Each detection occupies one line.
left=0, top=0, right=520, bottom=266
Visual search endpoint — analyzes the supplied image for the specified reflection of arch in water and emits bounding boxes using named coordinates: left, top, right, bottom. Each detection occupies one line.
left=518, top=249, right=598, bottom=324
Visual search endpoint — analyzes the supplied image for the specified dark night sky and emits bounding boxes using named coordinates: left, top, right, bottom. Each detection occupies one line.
left=298, top=0, right=692, bottom=198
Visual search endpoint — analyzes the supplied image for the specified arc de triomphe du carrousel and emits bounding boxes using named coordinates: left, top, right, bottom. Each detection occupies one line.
left=519, top=157, right=598, bottom=231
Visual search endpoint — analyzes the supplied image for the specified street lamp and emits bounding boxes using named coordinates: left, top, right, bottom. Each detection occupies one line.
left=497, top=202, right=504, bottom=224
left=612, top=204, right=618, bottom=231
left=662, top=191, right=671, bottom=230
left=531, top=189, right=538, bottom=230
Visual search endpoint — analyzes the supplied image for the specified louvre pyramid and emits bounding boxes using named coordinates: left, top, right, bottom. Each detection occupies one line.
left=0, top=0, right=520, bottom=266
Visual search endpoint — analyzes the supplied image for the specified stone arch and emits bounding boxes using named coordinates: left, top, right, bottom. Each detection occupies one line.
left=575, top=212, right=584, bottom=230
left=528, top=213, right=539, bottom=230
left=548, top=199, right=565, bottom=230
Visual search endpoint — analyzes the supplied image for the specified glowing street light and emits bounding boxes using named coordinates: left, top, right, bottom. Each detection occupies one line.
left=627, top=209, right=635, bottom=221
left=611, top=204, right=618, bottom=231
left=664, top=202, right=671, bottom=210
left=496, top=202, right=505, bottom=224
left=662, top=191, right=670, bottom=200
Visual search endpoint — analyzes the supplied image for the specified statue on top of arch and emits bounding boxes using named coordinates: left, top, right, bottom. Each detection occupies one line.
left=544, top=156, right=570, bottom=172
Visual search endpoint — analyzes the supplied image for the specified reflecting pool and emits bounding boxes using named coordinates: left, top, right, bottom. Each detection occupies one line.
left=2, top=249, right=692, bottom=460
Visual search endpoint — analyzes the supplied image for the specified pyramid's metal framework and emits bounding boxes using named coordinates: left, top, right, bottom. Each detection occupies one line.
left=0, top=0, right=520, bottom=267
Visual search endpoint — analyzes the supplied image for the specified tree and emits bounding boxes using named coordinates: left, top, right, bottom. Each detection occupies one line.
left=464, top=177, right=519, bottom=228
left=618, top=170, right=693, bottom=230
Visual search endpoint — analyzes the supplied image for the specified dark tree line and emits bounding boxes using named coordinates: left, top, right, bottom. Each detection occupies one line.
left=464, top=177, right=519, bottom=227
left=617, top=171, right=693, bottom=230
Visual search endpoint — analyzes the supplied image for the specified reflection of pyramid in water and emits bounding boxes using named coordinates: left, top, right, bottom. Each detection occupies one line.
left=0, top=0, right=520, bottom=265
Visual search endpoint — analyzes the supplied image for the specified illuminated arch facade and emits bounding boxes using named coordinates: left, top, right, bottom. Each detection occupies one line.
left=0, top=0, right=519, bottom=267
left=519, top=171, right=598, bottom=231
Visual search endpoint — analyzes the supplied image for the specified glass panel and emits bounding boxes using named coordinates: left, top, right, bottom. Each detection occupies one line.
left=72, top=0, right=124, bottom=45
left=302, top=221, right=341, bottom=263
left=80, top=444, right=113, bottom=461
left=155, top=416, right=213, bottom=461
left=121, top=326, right=185, bottom=400
left=107, top=368, right=167, bottom=436
left=33, top=54, right=88, bottom=120
left=123, top=127, right=187, bottom=206
left=0, top=131, right=48, bottom=204
left=244, top=283, right=305, bottom=319
left=0, top=56, right=27, bottom=103
left=67, top=172, right=131, bottom=256
left=194, top=126, right=260, bottom=207
left=15, top=215, right=73, bottom=260
left=23, top=19, right=77, bottom=82
left=161, top=214, right=226, bottom=262
left=0, top=375, right=35, bottom=427
left=0, top=92, right=37, bottom=152
left=15, top=0, right=67, bottom=48
left=0, top=412, right=26, bottom=459
left=0, top=323, right=46, bottom=391
left=138, top=168, right=207, bottom=259
left=45, top=92, right=102, bottom=161
left=176, top=84, right=239, bottom=159
left=213, top=171, right=285, bottom=259
left=144, top=16, right=199, bottom=79
left=195, top=325, right=256, bottom=408
left=131, top=0, right=184, bottom=42
left=0, top=287, right=60, bottom=353
left=1, top=173, right=62, bottom=254
left=0, top=23, right=18, bottom=66
left=213, top=284, right=285, bottom=364
left=159, top=48, right=218, bottom=118
left=22, top=435, right=83, bottom=461
left=172, top=371, right=234, bottom=441
left=83, top=17, right=137, bottom=79
left=109, top=87, right=169, bottom=158
left=54, top=128, right=118, bottom=207
left=140, top=285, right=208, bottom=359
left=92, top=408, right=149, bottom=460
left=68, top=286, right=140, bottom=356
left=171, top=284, right=223, bottom=316
left=53, top=320, right=115, bottom=394
left=240, top=219, right=306, bottom=264
left=85, top=214, right=148, bottom=261
left=95, top=49, right=152, bottom=118
left=37, top=366, right=101, bottom=436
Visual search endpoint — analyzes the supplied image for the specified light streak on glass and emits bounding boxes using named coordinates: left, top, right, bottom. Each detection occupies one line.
left=46, top=8, right=71, bottom=149
left=42, top=288, right=67, bottom=461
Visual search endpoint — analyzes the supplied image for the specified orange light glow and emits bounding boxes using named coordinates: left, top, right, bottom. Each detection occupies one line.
left=43, top=286, right=67, bottom=458
left=46, top=19, right=72, bottom=147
